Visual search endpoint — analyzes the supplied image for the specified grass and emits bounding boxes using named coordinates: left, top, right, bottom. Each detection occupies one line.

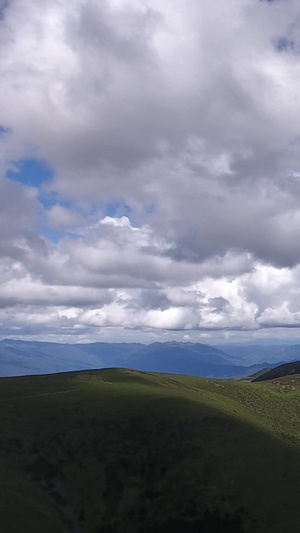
left=1, top=368, right=300, bottom=532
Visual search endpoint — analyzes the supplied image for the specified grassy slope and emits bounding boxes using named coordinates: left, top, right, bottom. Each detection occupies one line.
left=252, top=361, right=300, bottom=382
left=1, top=369, right=300, bottom=532
left=243, top=368, right=270, bottom=381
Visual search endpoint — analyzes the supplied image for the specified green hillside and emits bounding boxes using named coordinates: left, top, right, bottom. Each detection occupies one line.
left=252, top=361, right=300, bottom=382
left=1, top=369, right=300, bottom=532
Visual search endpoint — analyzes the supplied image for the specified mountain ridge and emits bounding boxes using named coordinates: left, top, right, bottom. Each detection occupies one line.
left=0, top=339, right=277, bottom=379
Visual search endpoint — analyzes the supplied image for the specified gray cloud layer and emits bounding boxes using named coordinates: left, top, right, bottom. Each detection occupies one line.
left=1, top=0, right=300, bottom=341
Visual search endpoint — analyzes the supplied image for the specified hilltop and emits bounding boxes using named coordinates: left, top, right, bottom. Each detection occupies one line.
left=252, top=361, right=300, bottom=382
left=1, top=368, right=300, bottom=532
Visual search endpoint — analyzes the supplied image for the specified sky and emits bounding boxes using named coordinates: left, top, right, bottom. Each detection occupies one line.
left=2, top=0, right=300, bottom=344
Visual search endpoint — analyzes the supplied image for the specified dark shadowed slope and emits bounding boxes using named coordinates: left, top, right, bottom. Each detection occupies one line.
left=252, top=361, right=300, bottom=382
left=1, top=369, right=300, bottom=532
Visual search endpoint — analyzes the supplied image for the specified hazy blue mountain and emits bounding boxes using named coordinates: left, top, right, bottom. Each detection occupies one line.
left=140, top=341, right=236, bottom=364
left=126, top=349, right=276, bottom=379
left=217, top=343, right=300, bottom=365
left=0, top=339, right=106, bottom=377
left=0, top=339, right=277, bottom=378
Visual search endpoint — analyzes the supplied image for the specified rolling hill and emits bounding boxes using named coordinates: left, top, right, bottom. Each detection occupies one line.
left=1, top=368, right=300, bottom=532
left=252, top=361, right=300, bottom=382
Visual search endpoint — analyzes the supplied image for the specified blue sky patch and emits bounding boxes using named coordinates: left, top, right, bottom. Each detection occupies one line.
left=6, top=158, right=53, bottom=188
left=103, top=201, right=132, bottom=218
left=144, top=203, right=156, bottom=214
left=0, top=1, right=9, bottom=21
left=274, top=36, right=295, bottom=52
left=0, top=124, right=10, bottom=136
left=41, top=226, right=62, bottom=244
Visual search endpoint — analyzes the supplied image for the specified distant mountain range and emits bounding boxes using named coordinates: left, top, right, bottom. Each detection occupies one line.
left=217, top=343, right=300, bottom=365
left=0, top=339, right=283, bottom=378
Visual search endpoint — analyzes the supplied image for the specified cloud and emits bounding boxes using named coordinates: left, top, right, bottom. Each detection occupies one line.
left=46, top=204, right=83, bottom=229
left=0, top=176, right=44, bottom=260
left=1, top=0, right=300, bottom=341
